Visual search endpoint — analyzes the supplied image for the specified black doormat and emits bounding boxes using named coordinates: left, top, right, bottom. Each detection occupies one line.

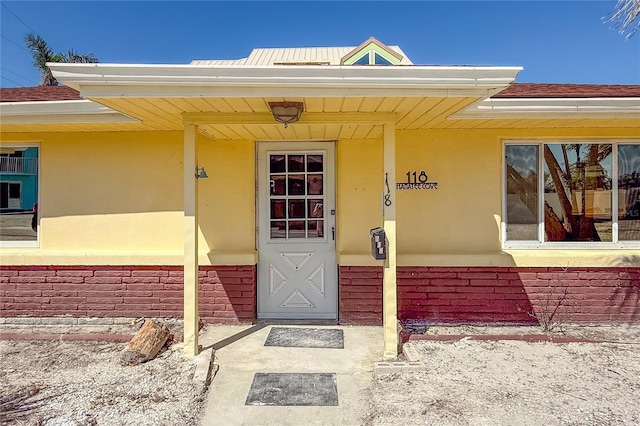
left=264, top=327, right=344, bottom=349
left=245, top=373, right=338, bottom=406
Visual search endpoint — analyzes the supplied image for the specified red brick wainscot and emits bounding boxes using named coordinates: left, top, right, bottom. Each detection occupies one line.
left=339, top=266, right=640, bottom=325
left=0, top=265, right=256, bottom=324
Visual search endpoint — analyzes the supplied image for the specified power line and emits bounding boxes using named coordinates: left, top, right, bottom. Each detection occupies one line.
left=1, top=75, right=26, bottom=87
left=1, top=3, right=37, bottom=34
left=1, top=66, right=37, bottom=85
left=1, top=34, right=29, bottom=53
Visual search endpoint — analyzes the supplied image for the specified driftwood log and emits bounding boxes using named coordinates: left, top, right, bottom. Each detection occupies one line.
left=120, top=319, right=172, bottom=366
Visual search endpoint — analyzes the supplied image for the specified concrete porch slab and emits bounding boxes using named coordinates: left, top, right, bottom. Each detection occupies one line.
left=198, top=324, right=382, bottom=426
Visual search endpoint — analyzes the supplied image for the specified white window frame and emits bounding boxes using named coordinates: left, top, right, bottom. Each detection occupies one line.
left=502, top=140, right=640, bottom=249
left=0, top=141, right=40, bottom=248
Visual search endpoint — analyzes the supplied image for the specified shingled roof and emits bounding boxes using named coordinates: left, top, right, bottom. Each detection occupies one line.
left=494, top=83, right=640, bottom=98
left=0, top=86, right=82, bottom=102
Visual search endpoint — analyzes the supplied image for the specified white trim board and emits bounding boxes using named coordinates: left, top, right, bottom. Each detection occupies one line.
left=452, top=97, right=640, bottom=119
left=0, top=100, right=140, bottom=124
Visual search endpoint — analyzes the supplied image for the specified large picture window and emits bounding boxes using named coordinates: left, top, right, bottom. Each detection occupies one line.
left=0, top=145, right=39, bottom=247
left=504, top=142, right=639, bottom=247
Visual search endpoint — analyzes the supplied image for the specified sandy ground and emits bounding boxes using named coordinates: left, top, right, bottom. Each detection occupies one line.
left=366, top=325, right=640, bottom=426
left=0, top=321, right=204, bottom=426
left=1, top=324, right=638, bottom=425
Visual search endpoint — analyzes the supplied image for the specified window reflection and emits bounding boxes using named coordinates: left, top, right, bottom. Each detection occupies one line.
left=505, top=145, right=538, bottom=240
left=270, top=155, right=285, bottom=173
left=619, top=144, right=640, bottom=241
left=288, top=221, right=305, bottom=239
left=544, top=144, right=612, bottom=242
left=308, top=220, right=324, bottom=238
left=308, top=199, right=323, bottom=218
left=307, top=155, right=323, bottom=172
left=288, top=200, right=305, bottom=218
left=0, top=146, right=38, bottom=243
left=271, top=200, right=285, bottom=219
left=307, top=174, right=323, bottom=195
left=270, top=175, right=286, bottom=196
left=288, top=155, right=305, bottom=172
left=288, top=175, right=305, bottom=195
left=268, top=152, right=326, bottom=240
left=270, top=221, right=286, bottom=239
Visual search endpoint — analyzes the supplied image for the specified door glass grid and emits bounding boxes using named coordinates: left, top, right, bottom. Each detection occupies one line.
left=269, top=153, right=324, bottom=239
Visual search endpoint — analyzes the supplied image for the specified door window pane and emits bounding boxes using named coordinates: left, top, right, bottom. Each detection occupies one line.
left=308, top=199, right=323, bottom=218
left=307, top=155, right=323, bottom=172
left=308, top=220, right=324, bottom=238
left=288, top=155, right=305, bottom=172
left=288, top=200, right=305, bottom=219
left=271, top=200, right=285, bottom=219
left=307, top=174, right=323, bottom=195
left=270, top=155, right=285, bottom=173
left=288, top=221, right=305, bottom=238
left=505, top=145, right=539, bottom=240
left=619, top=144, right=640, bottom=241
left=288, top=175, right=305, bottom=195
left=270, top=221, right=286, bottom=239
left=270, top=175, right=286, bottom=196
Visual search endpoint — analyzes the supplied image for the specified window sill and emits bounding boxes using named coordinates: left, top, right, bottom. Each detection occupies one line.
left=338, top=250, right=640, bottom=267
left=0, top=241, right=39, bottom=249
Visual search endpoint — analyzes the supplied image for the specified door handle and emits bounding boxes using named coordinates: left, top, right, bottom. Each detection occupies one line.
left=332, top=227, right=335, bottom=241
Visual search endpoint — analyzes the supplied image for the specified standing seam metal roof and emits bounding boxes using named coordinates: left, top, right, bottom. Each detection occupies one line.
left=190, top=46, right=413, bottom=66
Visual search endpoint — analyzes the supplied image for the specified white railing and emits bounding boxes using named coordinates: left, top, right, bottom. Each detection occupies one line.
left=0, top=157, right=38, bottom=174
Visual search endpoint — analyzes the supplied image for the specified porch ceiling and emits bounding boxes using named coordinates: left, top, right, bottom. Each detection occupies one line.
left=2, top=95, right=637, bottom=134
left=88, top=95, right=481, bottom=140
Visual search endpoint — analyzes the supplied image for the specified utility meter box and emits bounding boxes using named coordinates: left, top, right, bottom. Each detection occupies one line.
left=370, top=227, right=387, bottom=260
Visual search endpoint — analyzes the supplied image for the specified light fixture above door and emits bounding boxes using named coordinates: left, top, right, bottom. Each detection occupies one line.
left=268, top=101, right=304, bottom=128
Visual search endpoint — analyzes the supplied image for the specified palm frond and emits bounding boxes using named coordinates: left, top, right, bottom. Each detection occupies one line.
left=23, top=33, right=99, bottom=86
left=605, top=0, right=640, bottom=39
left=63, top=49, right=99, bottom=64
left=24, top=32, right=57, bottom=85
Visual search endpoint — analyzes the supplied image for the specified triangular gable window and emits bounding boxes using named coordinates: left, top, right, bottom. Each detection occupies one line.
left=373, top=52, right=393, bottom=65
left=340, top=37, right=403, bottom=65
left=353, top=53, right=370, bottom=65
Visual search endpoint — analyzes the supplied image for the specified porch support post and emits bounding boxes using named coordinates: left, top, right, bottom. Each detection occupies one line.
left=383, top=122, right=398, bottom=359
left=183, top=124, right=199, bottom=357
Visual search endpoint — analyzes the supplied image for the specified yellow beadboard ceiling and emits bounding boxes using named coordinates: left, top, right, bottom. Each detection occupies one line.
left=2, top=95, right=639, bottom=136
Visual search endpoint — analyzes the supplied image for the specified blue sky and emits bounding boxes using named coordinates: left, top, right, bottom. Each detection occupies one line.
left=1, top=1, right=638, bottom=88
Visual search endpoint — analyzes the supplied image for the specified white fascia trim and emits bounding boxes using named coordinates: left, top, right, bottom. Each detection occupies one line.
left=451, top=97, right=640, bottom=119
left=48, top=63, right=522, bottom=98
left=0, top=100, right=140, bottom=124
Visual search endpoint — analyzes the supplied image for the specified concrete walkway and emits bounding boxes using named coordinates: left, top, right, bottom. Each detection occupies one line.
left=199, top=324, right=383, bottom=426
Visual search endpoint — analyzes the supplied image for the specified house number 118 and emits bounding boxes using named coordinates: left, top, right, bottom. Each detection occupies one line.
left=406, top=171, right=428, bottom=184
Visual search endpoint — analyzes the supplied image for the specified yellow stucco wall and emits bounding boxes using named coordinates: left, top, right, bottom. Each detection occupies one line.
left=2, top=126, right=638, bottom=267
left=0, top=132, right=256, bottom=265
left=396, top=130, right=502, bottom=253
left=336, top=138, right=383, bottom=255
left=197, top=139, right=256, bottom=258
left=336, top=127, right=640, bottom=267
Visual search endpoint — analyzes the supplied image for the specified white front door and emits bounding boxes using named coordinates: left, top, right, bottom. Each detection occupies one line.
left=257, top=142, right=337, bottom=319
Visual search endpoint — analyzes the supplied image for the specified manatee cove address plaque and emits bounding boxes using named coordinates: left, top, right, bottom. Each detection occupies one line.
left=397, top=170, right=438, bottom=190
